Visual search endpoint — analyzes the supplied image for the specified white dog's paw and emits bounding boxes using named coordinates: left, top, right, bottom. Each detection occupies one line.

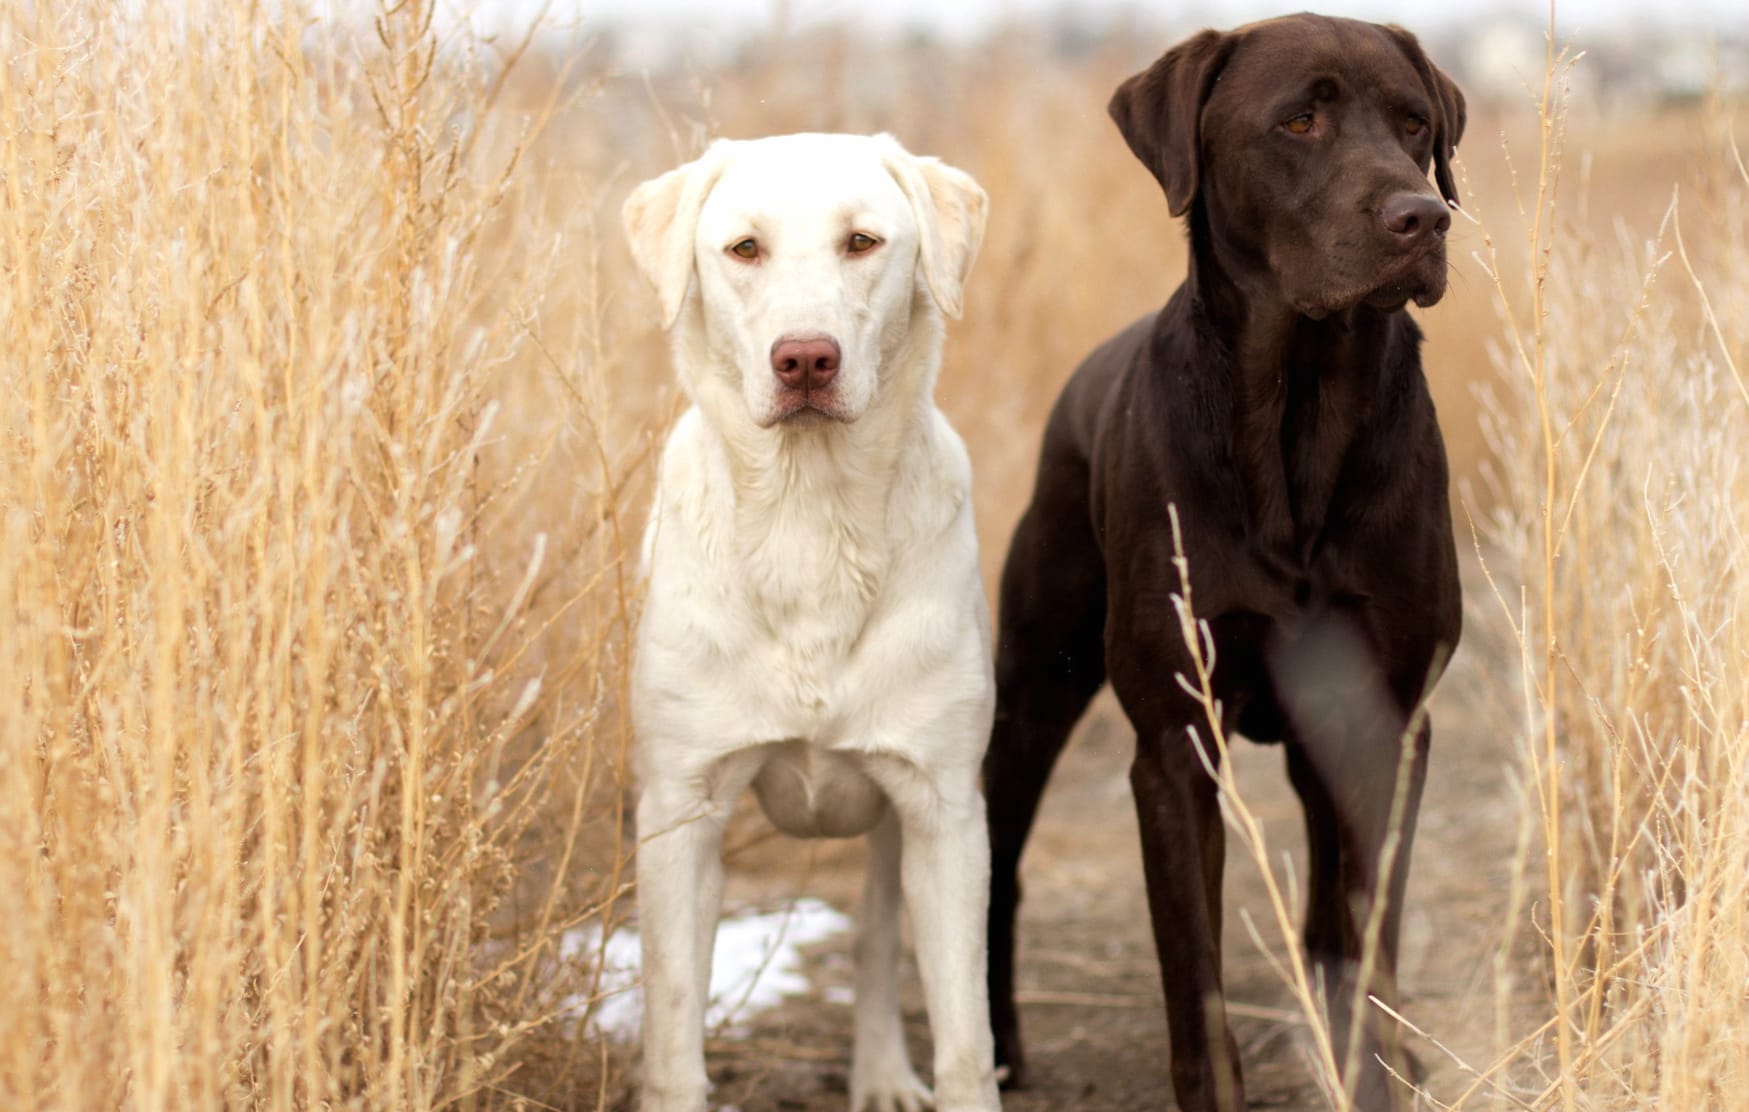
left=850, top=1062, right=933, bottom=1112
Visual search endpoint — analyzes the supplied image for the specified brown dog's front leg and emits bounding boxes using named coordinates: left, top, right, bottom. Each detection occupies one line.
left=1285, top=721, right=1430, bottom=1111
left=1274, top=614, right=1435, bottom=1111
left=1129, top=736, right=1246, bottom=1112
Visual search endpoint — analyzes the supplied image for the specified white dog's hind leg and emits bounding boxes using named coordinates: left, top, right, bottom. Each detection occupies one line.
left=884, top=763, right=1002, bottom=1112
left=851, top=808, right=934, bottom=1112
left=636, top=781, right=732, bottom=1112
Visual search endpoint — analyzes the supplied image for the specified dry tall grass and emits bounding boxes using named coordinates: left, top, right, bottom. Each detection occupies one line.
left=0, top=2, right=643, bottom=1106
left=1470, top=56, right=1749, bottom=1109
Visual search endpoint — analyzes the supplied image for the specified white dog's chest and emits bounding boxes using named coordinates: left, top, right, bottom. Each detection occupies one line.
left=642, top=531, right=889, bottom=743
left=632, top=407, right=990, bottom=789
left=744, top=527, right=884, bottom=698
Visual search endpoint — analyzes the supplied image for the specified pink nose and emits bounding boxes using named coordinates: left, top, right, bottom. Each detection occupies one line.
left=770, top=337, right=841, bottom=391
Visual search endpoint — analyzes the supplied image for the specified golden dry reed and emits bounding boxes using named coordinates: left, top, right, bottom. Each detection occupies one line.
left=0, top=1, right=643, bottom=1107
left=1470, top=45, right=1749, bottom=1111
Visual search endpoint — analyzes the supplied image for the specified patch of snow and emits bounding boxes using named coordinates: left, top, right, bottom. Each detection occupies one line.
left=561, top=898, right=853, bottom=1039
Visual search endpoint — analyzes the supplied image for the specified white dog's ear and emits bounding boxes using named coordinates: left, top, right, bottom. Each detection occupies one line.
left=878, top=135, right=989, bottom=320
left=622, top=142, right=730, bottom=329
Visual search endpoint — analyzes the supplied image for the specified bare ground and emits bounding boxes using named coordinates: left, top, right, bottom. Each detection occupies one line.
left=668, top=558, right=1537, bottom=1112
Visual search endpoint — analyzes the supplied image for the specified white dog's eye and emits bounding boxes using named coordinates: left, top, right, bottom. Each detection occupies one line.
left=847, top=233, right=880, bottom=255
left=728, top=238, right=759, bottom=260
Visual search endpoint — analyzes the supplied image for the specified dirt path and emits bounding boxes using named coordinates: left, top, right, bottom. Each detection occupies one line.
left=701, top=562, right=1529, bottom=1111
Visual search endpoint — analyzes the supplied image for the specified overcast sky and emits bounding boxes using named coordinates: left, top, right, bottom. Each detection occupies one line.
left=505, top=0, right=1745, bottom=38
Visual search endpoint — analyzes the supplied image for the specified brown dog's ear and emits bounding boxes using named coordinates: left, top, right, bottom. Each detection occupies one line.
left=1386, top=25, right=1468, bottom=206
left=1107, top=29, right=1236, bottom=217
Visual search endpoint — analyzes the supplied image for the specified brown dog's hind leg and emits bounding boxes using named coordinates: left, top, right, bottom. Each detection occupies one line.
left=983, top=496, right=1107, bottom=1090
left=1129, top=729, right=1246, bottom=1112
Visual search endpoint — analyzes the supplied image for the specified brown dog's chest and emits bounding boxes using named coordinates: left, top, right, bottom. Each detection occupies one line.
left=1238, top=319, right=1390, bottom=543
left=1146, top=371, right=1439, bottom=741
left=1211, top=375, right=1388, bottom=598
left=1199, top=557, right=1381, bottom=747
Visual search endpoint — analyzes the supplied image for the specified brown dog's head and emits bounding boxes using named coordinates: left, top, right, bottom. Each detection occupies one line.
left=1110, top=14, right=1466, bottom=318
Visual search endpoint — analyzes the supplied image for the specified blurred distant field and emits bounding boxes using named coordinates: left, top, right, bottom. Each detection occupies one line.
left=3, top=3, right=1744, bottom=1109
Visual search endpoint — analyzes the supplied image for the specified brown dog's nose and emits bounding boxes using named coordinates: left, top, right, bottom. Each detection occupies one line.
left=771, top=337, right=841, bottom=390
left=1381, top=193, right=1451, bottom=244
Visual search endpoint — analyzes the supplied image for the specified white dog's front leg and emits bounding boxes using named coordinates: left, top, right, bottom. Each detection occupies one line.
left=636, top=782, right=731, bottom=1112
left=887, top=767, right=1001, bottom=1112
left=852, top=808, right=933, bottom=1112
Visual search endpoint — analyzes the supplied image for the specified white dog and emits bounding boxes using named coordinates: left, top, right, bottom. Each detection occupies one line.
left=623, top=132, right=999, bottom=1112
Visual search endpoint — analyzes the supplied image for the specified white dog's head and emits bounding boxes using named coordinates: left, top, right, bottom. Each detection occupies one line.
left=623, top=133, right=988, bottom=429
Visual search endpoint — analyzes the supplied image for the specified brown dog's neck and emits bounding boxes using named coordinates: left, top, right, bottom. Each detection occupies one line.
left=1188, top=213, right=1392, bottom=367
left=1182, top=232, right=1404, bottom=569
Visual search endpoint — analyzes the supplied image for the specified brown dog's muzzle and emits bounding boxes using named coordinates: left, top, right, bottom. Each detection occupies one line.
left=1370, top=190, right=1452, bottom=309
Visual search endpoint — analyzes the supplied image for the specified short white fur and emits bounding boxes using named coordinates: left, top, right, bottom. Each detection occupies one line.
left=623, top=132, right=1000, bottom=1112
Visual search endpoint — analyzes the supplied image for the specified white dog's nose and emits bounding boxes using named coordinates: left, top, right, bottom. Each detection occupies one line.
left=770, top=336, right=841, bottom=391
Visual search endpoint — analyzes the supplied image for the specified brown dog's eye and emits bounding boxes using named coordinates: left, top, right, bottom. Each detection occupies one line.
left=729, top=238, right=759, bottom=260
left=1406, top=117, right=1427, bottom=136
left=1284, top=113, right=1315, bottom=135
left=847, top=233, right=880, bottom=254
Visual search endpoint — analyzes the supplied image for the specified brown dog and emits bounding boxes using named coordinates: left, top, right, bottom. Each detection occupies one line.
left=983, top=15, right=1465, bottom=1111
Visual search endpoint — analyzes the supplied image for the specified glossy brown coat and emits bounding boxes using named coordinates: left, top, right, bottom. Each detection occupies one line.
left=983, top=15, right=1466, bottom=1111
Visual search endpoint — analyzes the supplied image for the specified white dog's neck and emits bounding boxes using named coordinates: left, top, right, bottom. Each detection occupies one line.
left=683, top=312, right=945, bottom=617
